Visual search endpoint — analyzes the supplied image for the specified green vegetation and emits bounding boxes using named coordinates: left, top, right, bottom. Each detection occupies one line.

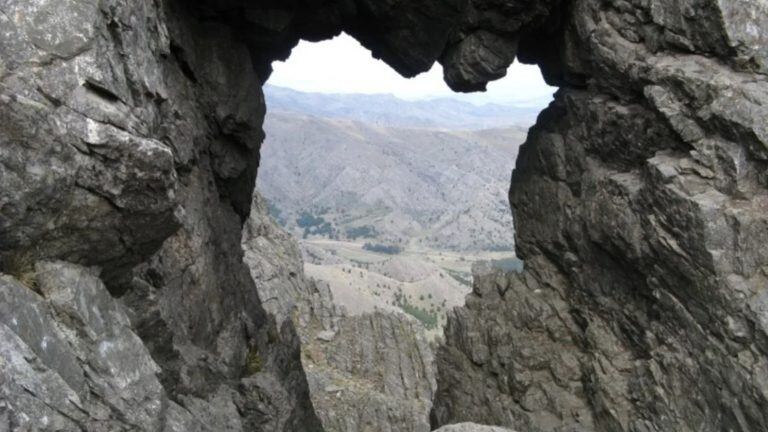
left=399, top=300, right=438, bottom=330
left=486, top=244, right=516, bottom=252
left=297, top=211, right=326, bottom=228
left=362, top=243, right=402, bottom=255
left=296, top=211, right=335, bottom=238
left=345, top=225, right=377, bottom=239
left=1, top=251, right=38, bottom=292
left=245, top=347, right=262, bottom=375
left=394, top=291, right=438, bottom=330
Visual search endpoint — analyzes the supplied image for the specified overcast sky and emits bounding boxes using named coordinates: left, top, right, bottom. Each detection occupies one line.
left=268, top=33, right=555, bottom=107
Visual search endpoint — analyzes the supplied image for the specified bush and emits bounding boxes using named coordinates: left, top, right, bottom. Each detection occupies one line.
left=245, top=347, right=262, bottom=375
left=446, top=269, right=471, bottom=287
left=296, top=212, right=326, bottom=228
left=362, top=243, right=402, bottom=255
left=296, top=212, right=335, bottom=237
left=345, top=225, right=377, bottom=239
left=398, top=299, right=438, bottom=330
left=486, top=244, right=516, bottom=252
left=1, top=251, right=37, bottom=291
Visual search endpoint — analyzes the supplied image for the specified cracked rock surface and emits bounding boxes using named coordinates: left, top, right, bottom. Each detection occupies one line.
left=433, top=1, right=768, bottom=431
left=243, top=191, right=437, bottom=432
left=1, top=0, right=767, bottom=431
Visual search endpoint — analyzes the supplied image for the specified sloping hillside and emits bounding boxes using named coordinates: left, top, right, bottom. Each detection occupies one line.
left=264, top=84, right=543, bottom=130
left=258, top=111, right=527, bottom=251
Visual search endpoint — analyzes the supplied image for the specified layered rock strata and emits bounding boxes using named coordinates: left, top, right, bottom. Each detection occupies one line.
left=1, top=0, right=767, bottom=431
left=433, top=1, right=768, bottom=431
left=0, top=0, right=563, bottom=429
left=0, top=0, right=320, bottom=429
left=243, top=192, right=436, bottom=431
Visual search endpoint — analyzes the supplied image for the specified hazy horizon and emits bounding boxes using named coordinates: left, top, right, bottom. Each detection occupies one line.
left=268, top=33, right=556, bottom=108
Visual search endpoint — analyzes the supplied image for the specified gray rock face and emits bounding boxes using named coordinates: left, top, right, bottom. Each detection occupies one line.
left=0, top=262, right=319, bottom=432
left=1, top=262, right=178, bottom=431
left=194, top=0, right=559, bottom=88
left=303, top=312, right=436, bottom=432
left=434, top=424, right=515, bottom=432
left=433, top=1, right=768, bottom=431
left=2, top=0, right=767, bottom=431
left=243, top=191, right=437, bottom=431
left=2, top=1, right=543, bottom=426
left=1, top=0, right=320, bottom=429
left=0, top=0, right=179, bottom=281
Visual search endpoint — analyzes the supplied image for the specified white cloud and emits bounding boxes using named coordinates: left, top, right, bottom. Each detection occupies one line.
left=268, top=33, right=556, bottom=106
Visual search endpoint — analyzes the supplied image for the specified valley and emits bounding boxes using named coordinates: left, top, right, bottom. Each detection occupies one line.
left=301, top=239, right=521, bottom=336
left=257, top=86, right=531, bottom=334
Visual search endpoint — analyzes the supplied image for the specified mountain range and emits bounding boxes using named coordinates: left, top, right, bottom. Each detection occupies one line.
left=257, top=85, right=534, bottom=251
left=264, top=84, right=544, bottom=130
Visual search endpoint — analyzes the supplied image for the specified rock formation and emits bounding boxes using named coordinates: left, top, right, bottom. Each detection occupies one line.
left=433, top=1, right=768, bottom=431
left=434, top=424, right=515, bottom=432
left=1, top=0, right=766, bottom=431
left=0, top=0, right=321, bottom=429
left=243, top=191, right=437, bottom=431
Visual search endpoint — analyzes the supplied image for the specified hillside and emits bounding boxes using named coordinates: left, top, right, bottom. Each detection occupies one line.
left=257, top=111, right=527, bottom=251
left=264, top=84, right=543, bottom=130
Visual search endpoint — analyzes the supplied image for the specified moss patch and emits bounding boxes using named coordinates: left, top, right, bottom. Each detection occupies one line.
left=245, top=347, right=262, bottom=375
left=1, top=251, right=38, bottom=292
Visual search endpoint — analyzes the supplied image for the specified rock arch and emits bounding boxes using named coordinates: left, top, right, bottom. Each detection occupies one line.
left=1, top=0, right=767, bottom=430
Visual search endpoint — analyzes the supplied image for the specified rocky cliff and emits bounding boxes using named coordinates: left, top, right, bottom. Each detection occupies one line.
left=1, top=0, right=767, bottom=431
left=243, top=191, right=437, bottom=431
left=433, top=1, right=768, bottom=431
left=0, top=0, right=322, bottom=429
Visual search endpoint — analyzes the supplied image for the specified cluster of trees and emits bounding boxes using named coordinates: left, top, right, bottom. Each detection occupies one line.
left=362, top=243, right=402, bottom=254
left=399, top=301, right=438, bottom=330
left=296, top=212, right=335, bottom=238
left=394, top=291, right=438, bottom=330
left=345, top=225, right=377, bottom=239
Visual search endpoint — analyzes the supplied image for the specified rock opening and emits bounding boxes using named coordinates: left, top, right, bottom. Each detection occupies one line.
left=1, top=0, right=767, bottom=431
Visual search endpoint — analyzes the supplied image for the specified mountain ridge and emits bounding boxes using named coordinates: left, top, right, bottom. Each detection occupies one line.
left=257, top=110, right=526, bottom=252
left=264, top=84, right=545, bottom=130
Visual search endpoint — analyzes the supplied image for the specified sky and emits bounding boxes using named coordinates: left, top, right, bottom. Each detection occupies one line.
left=268, top=33, right=556, bottom=107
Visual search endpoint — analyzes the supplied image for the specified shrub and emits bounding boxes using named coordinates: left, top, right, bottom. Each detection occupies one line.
left=398, top=300, right=438, bottom=330
left=296, top=212, right=335, bottom=237
left=245, top=347, right=262, bottom=375
left=446, top=269, right=471, bottom=287
left=1, top=251, right=38, bottom=292
left=345, top=225, right=377, bottom=239
left=296, top=212, right=325, bottom=228
left=362, top=243, right=402, bottom=255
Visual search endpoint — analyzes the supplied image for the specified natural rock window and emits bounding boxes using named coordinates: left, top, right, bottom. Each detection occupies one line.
left=1, top=1, right=766, bottom=431
left=250, top=32, right=553, bottom=430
